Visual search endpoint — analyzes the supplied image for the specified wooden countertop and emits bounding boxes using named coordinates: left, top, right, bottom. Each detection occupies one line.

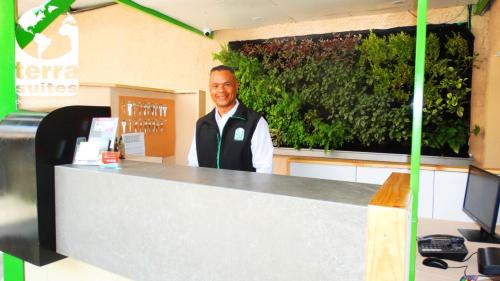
left=369, top=173, right=410, bottom=208
left=288, top=157, right=500, bottom=174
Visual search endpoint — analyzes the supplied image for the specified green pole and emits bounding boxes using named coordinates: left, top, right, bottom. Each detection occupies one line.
left=3, top=1, right=79, bottom=279
left=114, top=0, right=212, bottom=38
left=3, top=253, right=24, bottom=281
left=408, top=0, right=427, bottom=279
left=474, top=0, right=492, bottom=15
left=0, top=0, right=17, bottom=120
left=1, top=3, right=24, bottom=280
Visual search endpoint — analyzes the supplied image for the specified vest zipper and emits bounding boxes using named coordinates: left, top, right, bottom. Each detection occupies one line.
left=216, top=133, right=222, bottom=169
left=216, top=116, right=245, bottom=169
left=230, top=116, right=246, bottom=121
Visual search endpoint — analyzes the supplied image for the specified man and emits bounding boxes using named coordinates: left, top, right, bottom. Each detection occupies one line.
left=187, top=65, right=273, bottom=173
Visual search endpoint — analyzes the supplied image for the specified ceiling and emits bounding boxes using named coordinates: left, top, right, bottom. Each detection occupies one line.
left=17, top=0, right=478, bottom=31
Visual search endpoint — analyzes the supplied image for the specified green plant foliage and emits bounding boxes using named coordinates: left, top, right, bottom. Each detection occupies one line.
left=213, top=30, right=476, bottom=155
left=422, top=32, right=475, bottom=153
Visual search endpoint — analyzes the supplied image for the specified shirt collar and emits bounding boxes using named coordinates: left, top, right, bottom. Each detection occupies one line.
left=215, top=99, right=239, bottom=122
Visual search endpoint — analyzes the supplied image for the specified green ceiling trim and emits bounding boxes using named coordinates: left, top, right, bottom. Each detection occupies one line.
left=474, top=0, right=493, bottom=15
left=114, top=0, right=212, bottom=38
left=15, top=0, right=76, bottom=49
left=408, top=0, right=428, bottom=279
left=3, top=253, right=25, bottom=281
left=0, top=0, right=17, bottom=120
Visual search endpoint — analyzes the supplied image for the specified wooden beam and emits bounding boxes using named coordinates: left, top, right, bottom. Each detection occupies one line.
left=366, top=173, right=411, bottom=281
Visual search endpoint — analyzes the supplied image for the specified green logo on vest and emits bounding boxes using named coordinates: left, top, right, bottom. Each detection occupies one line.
left=234, top=128, right=245, bottom=141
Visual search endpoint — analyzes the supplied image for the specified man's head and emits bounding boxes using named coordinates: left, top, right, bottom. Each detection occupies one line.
left=209, top=65, right=238, bottom=115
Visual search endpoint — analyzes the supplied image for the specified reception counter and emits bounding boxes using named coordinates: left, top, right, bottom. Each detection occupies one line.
left=54, top=161, right=380, bottom=281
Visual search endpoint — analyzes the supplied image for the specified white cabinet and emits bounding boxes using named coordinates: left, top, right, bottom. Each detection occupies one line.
left=418, top=170, right=435, bottom=219
left=290, top=162, right=434, bottom=218
left=288, top=161, right=480, bottom=222
left=289, top=163, right=356, bottom=182
left=356, top=166, right=409, bottom=184
left=432, top=171, right=470, bottom=222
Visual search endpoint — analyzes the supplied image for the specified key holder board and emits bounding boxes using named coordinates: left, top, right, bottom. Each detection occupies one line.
left=118, top=96, right=175, bottom=157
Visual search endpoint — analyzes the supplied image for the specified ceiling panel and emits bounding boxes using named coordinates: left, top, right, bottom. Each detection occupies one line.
left=17, top=0, right=479, bottom=31
left=134, top=0, right=478, bottom=31
left=137, top=0, right=292, bottom=30
left=272, top=0, right=411, bottom=21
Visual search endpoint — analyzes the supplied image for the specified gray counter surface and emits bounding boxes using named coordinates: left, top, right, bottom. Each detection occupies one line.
left=61, top=161, right=379, bottom=206
left=55, top=161, right=379, bottom=281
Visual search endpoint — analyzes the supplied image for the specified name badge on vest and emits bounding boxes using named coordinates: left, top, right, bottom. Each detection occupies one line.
left=234, top=128, right=245, bottom=141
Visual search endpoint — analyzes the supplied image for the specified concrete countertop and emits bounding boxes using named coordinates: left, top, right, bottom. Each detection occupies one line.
left=55, top=161, right=380, bottom=281
left=61, top=161, right=379, bottom=206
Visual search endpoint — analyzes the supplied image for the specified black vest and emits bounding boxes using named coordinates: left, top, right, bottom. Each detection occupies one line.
left=196, top=102, right=261, bottom=172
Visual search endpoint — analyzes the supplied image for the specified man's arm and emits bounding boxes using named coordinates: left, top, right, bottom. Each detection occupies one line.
left=251, top=117, right=274, bottom=173
left=187, top=133, right=199, bottom=167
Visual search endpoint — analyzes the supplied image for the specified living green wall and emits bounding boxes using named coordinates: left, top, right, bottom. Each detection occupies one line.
left=215, top=24, right=476, bottom=156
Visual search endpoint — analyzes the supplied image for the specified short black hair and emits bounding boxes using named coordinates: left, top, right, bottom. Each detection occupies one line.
left=210, top=65, right=236, bottom=75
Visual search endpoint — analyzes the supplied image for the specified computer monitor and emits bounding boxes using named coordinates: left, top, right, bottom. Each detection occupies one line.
left=458, top=165, right=500, bottom=244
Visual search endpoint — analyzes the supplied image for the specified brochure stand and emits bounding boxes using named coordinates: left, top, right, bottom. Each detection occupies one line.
left=73, top=117, right=118, bottom=165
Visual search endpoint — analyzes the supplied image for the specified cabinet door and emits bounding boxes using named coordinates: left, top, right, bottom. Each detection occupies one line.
left=289, top=163, right=356, bottom=182
left=433, top=171, right=470, bottom=222
left=418, top=170, right=434, bottom=218
left=356, top=167, right=409, bottom=185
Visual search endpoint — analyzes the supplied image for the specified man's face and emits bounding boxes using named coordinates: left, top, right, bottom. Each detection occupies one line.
left=209, top=70, right=238, bottom=112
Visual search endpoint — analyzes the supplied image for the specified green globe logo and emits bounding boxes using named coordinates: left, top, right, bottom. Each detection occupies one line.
left=16, top=6, right=79, bottom=97
left=17, top=7, right=78, bottom=61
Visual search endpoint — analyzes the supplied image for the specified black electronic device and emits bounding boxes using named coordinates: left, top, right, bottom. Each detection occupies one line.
left=418, top=234, right=468, bottom=261
left=458, top=165, right=500, bottom=244
left=422, top=257, right=449, bottom=269
left=478, top=247, right=500, bottom=275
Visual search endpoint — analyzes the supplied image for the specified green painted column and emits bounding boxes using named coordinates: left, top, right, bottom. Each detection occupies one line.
left=3, top=254, right=24, bottom=281
left=1, top=1, right=24, bottom=279
left=408, top=0, right=428, bottom=280
left=0, top=0, right=17, bottom=120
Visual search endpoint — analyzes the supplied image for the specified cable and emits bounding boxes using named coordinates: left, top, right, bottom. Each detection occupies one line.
left=462, top=252, right=478, bottom=262
left=449, top=252, right=478, bottom=280
left=457, top=255, right=489, bottom=281
left=407, top=6, right=467, bottom=25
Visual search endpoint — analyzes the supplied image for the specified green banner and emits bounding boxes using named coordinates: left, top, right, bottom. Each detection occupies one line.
left=16, top=0, right=76, bottom=48
left=0, top=0, right=17, bottom=120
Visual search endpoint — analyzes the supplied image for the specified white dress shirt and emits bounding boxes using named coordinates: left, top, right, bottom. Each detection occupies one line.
left=187, top=100, right=274, bottom=173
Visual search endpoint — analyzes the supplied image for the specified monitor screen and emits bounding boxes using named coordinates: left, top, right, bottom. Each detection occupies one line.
left=459, top=165, right=500, bottom=243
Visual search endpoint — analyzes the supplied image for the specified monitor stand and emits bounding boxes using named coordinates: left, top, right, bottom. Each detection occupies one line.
left=458, top=228, right=500, bottom=244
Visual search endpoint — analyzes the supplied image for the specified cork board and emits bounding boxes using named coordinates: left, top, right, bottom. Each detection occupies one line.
left=118, top=96, right=175, bottom=157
